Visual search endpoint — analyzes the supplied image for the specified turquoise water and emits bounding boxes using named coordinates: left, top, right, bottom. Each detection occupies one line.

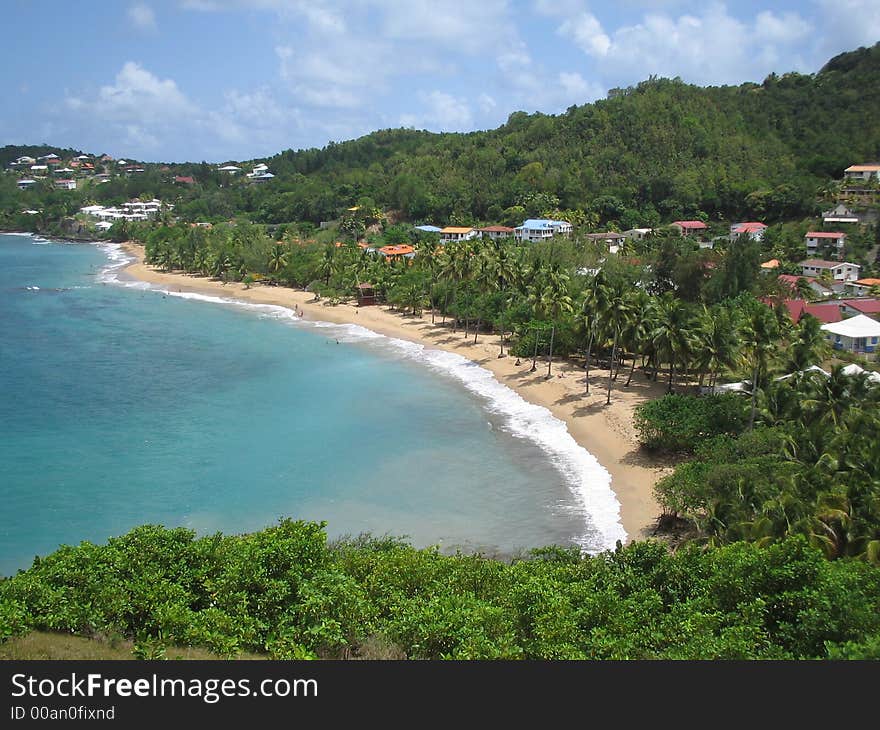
left=0, top=234, right=622, bottom=575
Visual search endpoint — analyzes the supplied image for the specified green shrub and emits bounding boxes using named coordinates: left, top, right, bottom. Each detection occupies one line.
left=634, top=393, right=749, bottom=453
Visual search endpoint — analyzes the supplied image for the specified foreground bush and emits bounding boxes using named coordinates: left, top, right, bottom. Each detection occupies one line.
left=2, top=521, right=880, bottom=659
left=634, top=393, right=749, bottom=453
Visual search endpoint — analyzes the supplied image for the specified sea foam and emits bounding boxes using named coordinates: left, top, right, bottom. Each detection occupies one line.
left=96, top=243, right=626, bottom=551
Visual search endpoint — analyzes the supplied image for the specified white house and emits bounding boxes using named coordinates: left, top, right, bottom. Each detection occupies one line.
left=843, top=164, right=880, bottom=183
left=623, top=228, right=652, bottom=241
left=800, top=259, right=861, bottom=282
left=805, top=231, right=846, bottom=256
left=217, top=165, right=241, bottom=174
left=439, top=226, right=478, bottom=243
left=730, top=222, right=767, bottom=242
left=822, top=204, right=860, bottom=225
left=513, top=219, right=572, bottom=243
left=585, top=232, right=627, bottom=253
left=15, top=156, right=36, bottom=165
left=94, top=221, right=113, bottom=231
left=38, top=153, right=59, bottom=161
left=54, top=179, right=76, bottom=190
left=821, top=314, right=880, bottom=357
left=30, top=165, right=48, bottom=174
left=17, top=179, right=37, bottom=190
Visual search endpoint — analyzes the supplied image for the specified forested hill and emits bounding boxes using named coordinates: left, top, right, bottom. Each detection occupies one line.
left=260, top=43, right=880, bottom=226
left=3, top=44, right=879, bottom=228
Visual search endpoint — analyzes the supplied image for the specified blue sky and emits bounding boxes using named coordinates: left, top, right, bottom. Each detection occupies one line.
left=1, top=0, right=877, bottom=162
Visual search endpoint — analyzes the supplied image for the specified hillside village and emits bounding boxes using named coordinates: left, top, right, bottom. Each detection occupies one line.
left=3, top=141, right=880, bottom=363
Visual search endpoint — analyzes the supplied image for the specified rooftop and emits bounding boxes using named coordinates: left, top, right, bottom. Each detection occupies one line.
left=845, top=164, right=880, bottom=172
left=672, top=220, right=707, bottom=229
left=822, top=314, right=880, bottom=338
left=806, top=231, right=846, bottom=238
left=800, top=259, right=858, bottom=269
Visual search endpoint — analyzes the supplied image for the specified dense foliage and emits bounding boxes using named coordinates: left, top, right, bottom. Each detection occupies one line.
left=2, top=522, right=880, bottom=659
left=654, top=368, right=880, bottom=562
left=634, top=393, right=749, bottom=452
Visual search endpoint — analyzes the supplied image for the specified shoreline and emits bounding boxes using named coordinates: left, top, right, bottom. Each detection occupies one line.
left=117, top=241, right=668, bottom=543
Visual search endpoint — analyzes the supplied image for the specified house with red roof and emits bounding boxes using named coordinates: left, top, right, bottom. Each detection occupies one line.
left=477, top=226, right=515, bottom=240
left=840, top=299, right=880, bottom=320
left=730, top=222, right=767, bottom=242
left=777, top=274, right=833, bottom=299
left=670, top=220, right=708, bottom=237
left=174, top=175, right=195, bottom=185
left=805, top=231, right=846, bottom=258
left=780, top=299, right=843, bottom=324
left=377, top=244, right=415, bottom=261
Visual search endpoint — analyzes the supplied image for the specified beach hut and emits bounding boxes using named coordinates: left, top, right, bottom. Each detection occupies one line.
left=356, top=282, right=377, bottom=306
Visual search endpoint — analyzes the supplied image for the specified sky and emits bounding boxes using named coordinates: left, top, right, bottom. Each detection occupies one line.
left=1, top=0, right=877, bottom=162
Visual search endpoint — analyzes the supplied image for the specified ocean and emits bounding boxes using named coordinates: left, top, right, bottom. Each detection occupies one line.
left=0, top=233, right=624, bottom=575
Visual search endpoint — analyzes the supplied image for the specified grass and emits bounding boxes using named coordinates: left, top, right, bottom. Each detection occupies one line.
left=0, top=632, right=263, bottom=660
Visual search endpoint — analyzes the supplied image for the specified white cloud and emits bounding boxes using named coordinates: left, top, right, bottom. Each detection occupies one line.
left=478, top=93, right=497, bottom=115
left=91, top=62, right=195, bottom=123
left=558, top=3, right=816, bottom=86
left=559, top=13, right=611, bottom=57
left=558, top=71, right=603, bottom=102
left=400, top=91, right=474, bottom=132
left=128, top=3, right=157, bottom=31
left=814, top=0, right=880, bottom=55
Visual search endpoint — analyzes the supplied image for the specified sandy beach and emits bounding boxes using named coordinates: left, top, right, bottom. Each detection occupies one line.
left=119, top=242, right=669, bottom=542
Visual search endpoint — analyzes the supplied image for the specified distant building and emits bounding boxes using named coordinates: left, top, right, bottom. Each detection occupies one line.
left=822, top=203, right=861, bottom=225
left=585, top=232, right=626, bottom=253
left=670, top=220, right=708, bottom=237
left=799, top=259, right=861, bottom=282
left=782, top=299, right=843, bottom=324
left=54, top=179, right=76, bottom=190
left=477, top=225, right=515, bottom=240
left=729, top=222, right=767, bottom=242
left=777, top=274, right=833, bottom=299
left=217, top=165, right=241, bottom=174
left=845, top=278, right=880, bottom=296
left=414, top=225, right=442, bottom=233
left=174, top=176, right=195, bottom=185
left=821, top=314, right=880, bottom=357
left=843, top=164, right=880, bottom=183
left=622, top=228, right=652, bottom=241
left=513, top=219, right=572, bottom=243
left=439, top=226, right=478, bottom=243
left=839, top=299, right=880, bottom=320
left=17, top=179, right=37, bottom=190
left=377, top=244, right=415, bottom=261
left=805, top=231, right=847, bottom=257
left=760, top=259, right=781, bottom=271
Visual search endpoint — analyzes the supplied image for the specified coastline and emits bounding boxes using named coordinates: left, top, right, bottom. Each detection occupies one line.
left=117, top=241, right=668, bottom=543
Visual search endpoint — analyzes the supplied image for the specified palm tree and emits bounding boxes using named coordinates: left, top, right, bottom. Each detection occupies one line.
left=267, top=243, right=289, bottom=276
left=620, top=290, right=655, bottom=387
left=580, top=270, right=608, bottom=395
left=740, top=304, right=780, bottom=429
left=595, top=279, right=632, bottom=404
left=527, top=263, right=573, bottom=377
left=651, top=294, right=693, bottom=393
left=781, top=314, right=829, bottom=375
left=693, top=306, right=740, bottom=392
